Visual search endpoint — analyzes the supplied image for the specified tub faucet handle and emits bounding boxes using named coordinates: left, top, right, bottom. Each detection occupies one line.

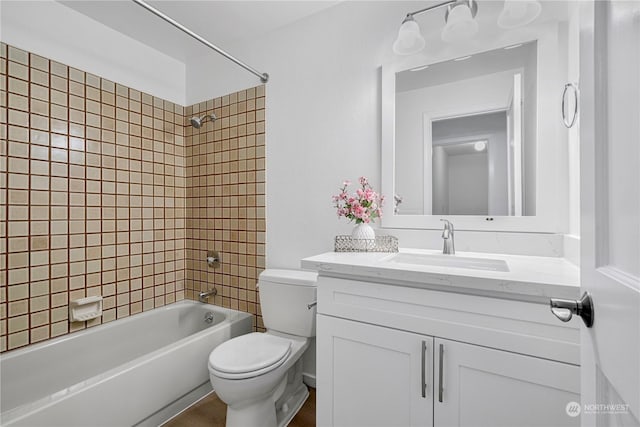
left=206, top=251, right=220, bottom=268
left=199, top=288, right=218, bottom=303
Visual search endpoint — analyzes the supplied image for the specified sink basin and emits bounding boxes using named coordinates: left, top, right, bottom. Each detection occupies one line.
left=384, top=253, right=509, bottom=272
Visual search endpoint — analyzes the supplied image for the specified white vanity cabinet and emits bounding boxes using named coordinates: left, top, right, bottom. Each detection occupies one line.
left=315, top=276, right=580, bottom=427
left=434, top=338, right=579, bottom=427
left=317, top=315, right=435, bottom=427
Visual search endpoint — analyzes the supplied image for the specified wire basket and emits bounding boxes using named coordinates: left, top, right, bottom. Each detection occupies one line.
left=334, top=235, right=399, bottom=253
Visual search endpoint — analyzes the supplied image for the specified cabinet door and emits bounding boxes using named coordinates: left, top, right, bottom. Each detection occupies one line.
left=317, top=315, right=433, bottom=427
left=434, top=338, right=580, bottom=427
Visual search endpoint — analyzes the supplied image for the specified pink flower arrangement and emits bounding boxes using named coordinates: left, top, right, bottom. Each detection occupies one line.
left=332, top=176, right=384, bottom=224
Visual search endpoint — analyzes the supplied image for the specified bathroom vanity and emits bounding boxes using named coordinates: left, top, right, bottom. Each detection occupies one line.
left=303, top=250, right=581, bottom=427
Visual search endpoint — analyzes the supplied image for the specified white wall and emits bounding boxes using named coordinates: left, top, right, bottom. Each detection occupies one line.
left=0, top=0, right=186, bottom=105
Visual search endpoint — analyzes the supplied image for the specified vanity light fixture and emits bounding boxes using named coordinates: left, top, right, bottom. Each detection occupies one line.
left=393, top=0, right=542, bottom=56
left=393, top=0, right=478, bottom=55
left=497, top=0, right=542, bottom=29
left=392, top=16, right=426, bottom=55
left=441, top=0, right=479, bottom=43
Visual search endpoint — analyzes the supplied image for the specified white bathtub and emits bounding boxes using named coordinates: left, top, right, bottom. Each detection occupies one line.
left=0, top=300, right=253, bottom=426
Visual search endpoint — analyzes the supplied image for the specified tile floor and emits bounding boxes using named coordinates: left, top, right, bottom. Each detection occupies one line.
left=163, top=387, right=316, bottom=427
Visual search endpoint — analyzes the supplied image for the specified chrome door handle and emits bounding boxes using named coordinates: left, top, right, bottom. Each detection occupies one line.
left=438, top=343, right=444, bottom=403
left=421, top=340, right=428, bottom=398
left=550, top=292, right=594, bottom=327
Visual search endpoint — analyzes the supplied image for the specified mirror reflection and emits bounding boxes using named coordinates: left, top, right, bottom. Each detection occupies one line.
left=395, top=41, right=537, bottom=216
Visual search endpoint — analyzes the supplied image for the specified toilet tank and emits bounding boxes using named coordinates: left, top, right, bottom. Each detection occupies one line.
left=258, top=269, right=318, bottom=337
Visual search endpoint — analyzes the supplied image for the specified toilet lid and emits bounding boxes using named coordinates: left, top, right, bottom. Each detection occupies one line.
left=209, top=333, right=292, bottom=379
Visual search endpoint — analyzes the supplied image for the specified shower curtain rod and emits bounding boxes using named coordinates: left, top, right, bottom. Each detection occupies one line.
left=132, top=0, right=269, bottom=83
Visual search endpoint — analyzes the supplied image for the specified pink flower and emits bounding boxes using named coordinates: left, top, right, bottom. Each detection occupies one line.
left=332, top=176, right=384, bottom=224
left=364, top=188, right=375, bottom=201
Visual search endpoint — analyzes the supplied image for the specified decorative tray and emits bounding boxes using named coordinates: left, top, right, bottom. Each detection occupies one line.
left=334, top=235, right=399, bottom=253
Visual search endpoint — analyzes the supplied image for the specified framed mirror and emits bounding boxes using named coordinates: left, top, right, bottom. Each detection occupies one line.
left=381, top=2, right=578, bottom=232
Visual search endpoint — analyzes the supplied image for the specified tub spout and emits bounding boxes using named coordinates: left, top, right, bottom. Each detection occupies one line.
left=199, top=288, right=217, bottom=303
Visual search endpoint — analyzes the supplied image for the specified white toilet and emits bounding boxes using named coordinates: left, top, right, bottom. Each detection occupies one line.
left=208, top=269, right=318, bottom=427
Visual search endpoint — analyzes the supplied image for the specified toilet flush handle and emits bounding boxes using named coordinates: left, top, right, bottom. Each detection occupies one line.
left=307, top=301, right=317, bottom=310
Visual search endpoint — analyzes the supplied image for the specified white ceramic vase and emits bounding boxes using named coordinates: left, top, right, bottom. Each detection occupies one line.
left=351, top=223, right=375, bottom=251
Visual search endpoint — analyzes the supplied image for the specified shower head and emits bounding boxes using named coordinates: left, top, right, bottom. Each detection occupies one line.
left=190, top=113, right=217, bottom=129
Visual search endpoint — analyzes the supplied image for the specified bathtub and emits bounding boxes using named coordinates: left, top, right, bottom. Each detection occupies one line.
left=0, top=300, right=253, bottom=427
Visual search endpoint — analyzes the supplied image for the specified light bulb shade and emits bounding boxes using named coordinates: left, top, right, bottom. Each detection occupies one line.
left=393, top=18, right=426, bottom=55
left=441, top=3, right=479, bottom=43
left=497, top=0, right=542, bottom=29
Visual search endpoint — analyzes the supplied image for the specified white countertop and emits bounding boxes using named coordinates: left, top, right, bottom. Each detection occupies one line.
left=301, top=248, right=580, bottom=303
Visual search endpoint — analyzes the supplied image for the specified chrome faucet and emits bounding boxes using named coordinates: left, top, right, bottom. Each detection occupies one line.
left=440, top=219, right=455, bottom=255
left=199, top=288, right=218, bottom=303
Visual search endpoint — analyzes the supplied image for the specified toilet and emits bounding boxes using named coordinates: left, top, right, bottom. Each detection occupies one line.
left=208, top=269, right=318, bottom=427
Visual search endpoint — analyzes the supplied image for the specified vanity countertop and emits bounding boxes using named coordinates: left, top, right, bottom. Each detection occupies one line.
left=301, top=249, right=580, bottom=303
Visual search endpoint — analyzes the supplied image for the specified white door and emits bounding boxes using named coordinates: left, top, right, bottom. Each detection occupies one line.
left=579, top=1, right=640, bottom=425
left=434, top=338, right=580, bottom=427
left=316, top=315, right=433, bottom=427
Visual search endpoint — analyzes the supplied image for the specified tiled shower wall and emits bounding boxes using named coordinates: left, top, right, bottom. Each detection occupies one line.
left=184, top=87, right=266, bottom=330
left=0, top=43, right=266, bottom=352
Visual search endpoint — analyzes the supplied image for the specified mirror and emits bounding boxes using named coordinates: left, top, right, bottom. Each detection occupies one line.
left=381, top=1, right=578, bottom=232
left=395, top=42, right=536, bottom=216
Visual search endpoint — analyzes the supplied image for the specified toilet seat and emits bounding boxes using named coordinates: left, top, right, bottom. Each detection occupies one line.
left=209, top=333, right=292, bottom=380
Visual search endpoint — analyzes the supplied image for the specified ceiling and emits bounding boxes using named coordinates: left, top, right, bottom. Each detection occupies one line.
left=58, top=0, right=341, bottom=62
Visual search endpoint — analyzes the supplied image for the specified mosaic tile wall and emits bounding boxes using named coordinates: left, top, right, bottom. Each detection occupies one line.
left=0, top=43, right=187, bottom=352
left=184, top=86, right=266, bottom=331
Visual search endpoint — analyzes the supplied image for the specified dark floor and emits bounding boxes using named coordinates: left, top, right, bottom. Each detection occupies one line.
left=163, top=387, right=316, bottom=427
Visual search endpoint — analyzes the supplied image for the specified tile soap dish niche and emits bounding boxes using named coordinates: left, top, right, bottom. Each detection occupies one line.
left=69, top=296, right=103, bottom=322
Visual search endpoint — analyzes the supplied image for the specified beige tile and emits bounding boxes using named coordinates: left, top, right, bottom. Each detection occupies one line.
left=8, top=314, right=28, bottom=333
left=69, top=67, right=84, bottom=83
left=30, top=54, right=49, bottom=72
left=8, top=77, right=28, bottom=96
left=50, top=61, right=68, bottom=78
left=30, top=68, right=49, bottom=87
left=8, top=61, right=28, bottom=80
left=31, top=325, right=50, bottom=343
left=51, top=321, right=68, bottom=337
left=8, top=330, right=29, bottom=350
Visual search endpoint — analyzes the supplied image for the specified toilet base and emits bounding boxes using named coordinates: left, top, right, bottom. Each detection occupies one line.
left=226, top=395, right=277, bottom=427
left=224, top=383, right=309, bottom=427
left=275, top=383, right=309, bottom=427
left=224, top=359, right=310, bottom=427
